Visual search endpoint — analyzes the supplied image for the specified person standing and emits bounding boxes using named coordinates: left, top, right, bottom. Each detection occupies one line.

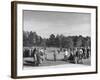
left=53, top=50, right=56, bottom=61
left=64, top=49, right=69, bottom=61
left=32, top=48, right=36, bottom=62
left=36, top=48, right=41, bottom=66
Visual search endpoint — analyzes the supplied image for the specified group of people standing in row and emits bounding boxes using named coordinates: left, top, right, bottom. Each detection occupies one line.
left=23, top=47, right=46, bottom=65
left=63, top=47, right=91, bottom=63
left=23, top=47, right=91, bottom=66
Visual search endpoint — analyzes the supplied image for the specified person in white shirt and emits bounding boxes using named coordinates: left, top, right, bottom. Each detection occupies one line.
left=64, top=49, right=69, bottom=61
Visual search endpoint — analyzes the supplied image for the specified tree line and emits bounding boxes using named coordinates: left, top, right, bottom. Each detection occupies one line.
left=23, top=31, right=91, bottom=48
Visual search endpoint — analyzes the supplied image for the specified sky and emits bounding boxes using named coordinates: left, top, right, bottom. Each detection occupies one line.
left=23, top=10, right=91, bottom=38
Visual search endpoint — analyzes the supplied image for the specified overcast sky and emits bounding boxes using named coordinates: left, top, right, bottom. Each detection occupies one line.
left=23, top=10, right=91, bottom=38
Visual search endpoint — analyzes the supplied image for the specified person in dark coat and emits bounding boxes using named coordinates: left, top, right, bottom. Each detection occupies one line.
left=53, top=50, right=57, bottom=61
left=32, top=48, right=37, bottom=63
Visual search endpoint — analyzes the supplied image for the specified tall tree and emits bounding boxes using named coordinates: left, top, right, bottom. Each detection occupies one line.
left=76, top=35, right=83, bottom=47
left=55, top=34, right=60, bottom=47
left=49, top=34, right=56, bottom=47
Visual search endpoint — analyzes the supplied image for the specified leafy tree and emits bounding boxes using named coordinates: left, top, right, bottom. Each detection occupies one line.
left=62, top=37, right=73, bottom=48
left=48, top=34, right=56, bottom=47
left=76, top=35, right=83, bottom=47
left=23, top=31, right=29, bottom=46
left=55, top=34, right=60, bottom=47
left=23, top=31, right=91, bottom=48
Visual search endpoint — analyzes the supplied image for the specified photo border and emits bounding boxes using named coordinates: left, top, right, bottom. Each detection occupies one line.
left=11, top=1, right=98, bottom=79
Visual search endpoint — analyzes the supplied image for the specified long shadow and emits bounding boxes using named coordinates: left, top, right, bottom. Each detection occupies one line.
left=46, top=59, right=64, bottom=61
left=23, top=60, right=39, bottom=67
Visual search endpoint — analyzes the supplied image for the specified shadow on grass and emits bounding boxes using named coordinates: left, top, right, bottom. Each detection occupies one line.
left=46, top=59, right=64, bottom=61
left=23, top=60, right=39, bottom=67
